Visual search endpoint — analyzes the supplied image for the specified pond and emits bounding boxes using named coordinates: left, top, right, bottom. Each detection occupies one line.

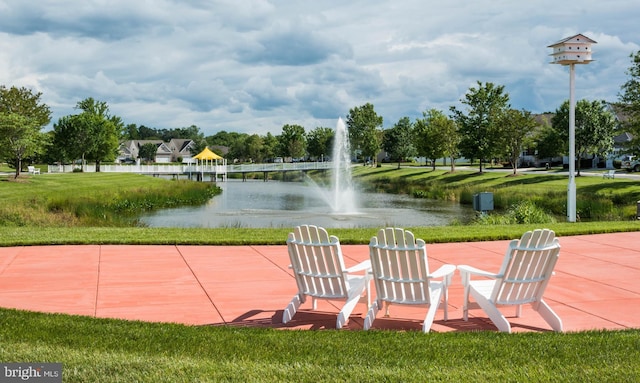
left=139, top=180, right=474, bottom=229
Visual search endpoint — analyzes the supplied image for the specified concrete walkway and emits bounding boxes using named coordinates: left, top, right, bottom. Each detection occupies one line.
left=0, top=232, right=639, bottom=332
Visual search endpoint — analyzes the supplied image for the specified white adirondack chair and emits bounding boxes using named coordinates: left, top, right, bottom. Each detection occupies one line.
left=458, top=229, right=562, bottom=333
left=364, top=228, right=455, bottom=333
left=27, top=166, right=40, bottom=174
left=282, top=225, right=371, bottom=329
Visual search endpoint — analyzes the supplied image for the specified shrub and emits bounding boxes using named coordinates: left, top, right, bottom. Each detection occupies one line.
left=474, top=200, right=556, bottom=225
left=508, top=200, right=557, bottom=224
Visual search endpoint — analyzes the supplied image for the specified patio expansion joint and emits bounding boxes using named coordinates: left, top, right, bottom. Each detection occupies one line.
left=556, top=269, right=640, bottom=298
left=94, top=246, right=102, bottom=317
left=175, top=245, right=225, bottom=323
left=574, top=255, right=640, bottom=272
left=0, top=250, right=19, bottom=277
left=553, top=298, right=633, bottom=330
left=249, top=245, right=293, bottom=275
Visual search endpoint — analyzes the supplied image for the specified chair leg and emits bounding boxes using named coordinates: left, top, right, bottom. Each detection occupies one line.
left=365, top=280, right=371, bottom=308
left=462, top=285, right=470, bottom=321
left=336, top=292, right=362, bottom=329
left=442, top=285, right=449, bottom=321
left=282, top=294, right=302, bottom=324
left=363, top=300, right=380, bottom=331
left=470, top=289, right=511, bottom=333
left=534, top=299, right=563, bottom=332
left=422, top=288, right=443, bottom=333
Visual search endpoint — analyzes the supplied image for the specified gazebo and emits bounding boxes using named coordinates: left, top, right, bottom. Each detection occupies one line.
left=192, top=147, right=226, bottom=182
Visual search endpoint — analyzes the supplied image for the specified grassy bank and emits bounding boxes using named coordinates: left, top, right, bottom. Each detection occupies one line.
left=352, top=166, right=640, bottom=221
left=1, top=309, right=638, bottom=382
left=1, top=221, right=640, bottom=246
left=1, top=167, right=640, bottom=245
left=0, top=173, right=220, bottom=226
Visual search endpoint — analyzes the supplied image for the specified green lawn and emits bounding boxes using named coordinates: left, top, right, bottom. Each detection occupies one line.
left=1, top=309, right=638, bottom=382
left=0, top=172, right=218, bottom=226
left=350, top=165, right=640, bottom=221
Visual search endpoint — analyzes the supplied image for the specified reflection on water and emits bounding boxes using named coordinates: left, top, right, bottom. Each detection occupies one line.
left=139, top=180, right=473, bottom=228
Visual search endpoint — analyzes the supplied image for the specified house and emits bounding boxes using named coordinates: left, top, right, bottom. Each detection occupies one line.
left=117, top=139, right=197, bottom=163
left=168, top=139, right=197, bottom=163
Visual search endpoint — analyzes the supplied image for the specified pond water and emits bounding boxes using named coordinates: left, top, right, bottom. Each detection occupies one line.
left=139, top=180, right=473, bottom=229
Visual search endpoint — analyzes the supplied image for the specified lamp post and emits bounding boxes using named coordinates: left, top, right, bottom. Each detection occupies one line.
left=548, top=34, right=596, bottom=222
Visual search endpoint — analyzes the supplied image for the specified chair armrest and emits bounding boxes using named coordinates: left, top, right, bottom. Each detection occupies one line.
left=346, top=259, right=372, bottom=274
left=430, top=264, right=456, bottom=279
left=457, top=265, right=499, bottom=278
left=457, top=265, right=500, bottom=287
left=430, top=264, right=456, bottom=287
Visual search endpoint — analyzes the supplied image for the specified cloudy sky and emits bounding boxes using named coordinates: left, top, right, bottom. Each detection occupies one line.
left=1, top=1, right=639, bottom=137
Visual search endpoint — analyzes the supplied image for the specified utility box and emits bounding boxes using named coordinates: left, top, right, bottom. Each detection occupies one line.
left=473, top=192, right=494, bottom=212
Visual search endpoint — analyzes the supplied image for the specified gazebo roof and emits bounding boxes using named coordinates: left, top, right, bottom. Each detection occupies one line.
left=193, top=147, right=223, bottom=160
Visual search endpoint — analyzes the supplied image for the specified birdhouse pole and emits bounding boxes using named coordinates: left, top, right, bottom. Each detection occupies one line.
left=548, top=34, right=596, bottom=222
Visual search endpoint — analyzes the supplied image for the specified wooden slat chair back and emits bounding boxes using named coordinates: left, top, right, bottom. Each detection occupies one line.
left=287, top=225, right=349, bottom=301
left=458, top=228, right=562, bottom=333
left=369, top=228, right=432, bottom=306
left=282, top=225, right=371, bottom=329
left=492, top=229, right=560, bottom=306
left=364, top=228, right=455, bottom=333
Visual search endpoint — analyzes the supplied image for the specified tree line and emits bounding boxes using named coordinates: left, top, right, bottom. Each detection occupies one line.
left=1, top=51, right=639, bottom=178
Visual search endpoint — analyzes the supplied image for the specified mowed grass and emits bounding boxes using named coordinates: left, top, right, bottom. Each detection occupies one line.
left=352, top=166, right=640, bottom=220
left=0, top=172, right=219, bottom=226
left=2, top=221, right=640, bottom=246
left=1, top=309, right=639, bottom=383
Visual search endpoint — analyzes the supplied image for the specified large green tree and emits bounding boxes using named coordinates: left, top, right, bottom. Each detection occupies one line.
left=261, top=132, right=278, bottom=161
left=498, top=109, right=537, bottom=175
left=226, top=134, right=249, bottom=162
left=346, top=103, right=383, bottom=165
left=244, top=134, right=264, bottom=163
left=306, top=126, right=334, bottom=161
left=450, top=81, right=510, bottom=173
left=138, top=142, right=158, bottom=163
left=551, top=99, right=617, bottom=175
left=209, top=131, right=248, bottom=161
left=535, top=125, right=565, bottom=161
left=382, top=116, right=416, bottom=169
left=277, top=124, right=306, bottom=160
left=51, top=98, right=123, bottom=171
left=207, top=130, right=243, bottom=148
left=414, top=109, right=451, bottom=170
left=534, top=115, right=564, bottom=162
left=617, top=50, right=640, bottom=153
left=0, top=86, right=51, bottom=177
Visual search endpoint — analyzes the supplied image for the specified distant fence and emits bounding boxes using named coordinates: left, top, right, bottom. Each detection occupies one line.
left=226, top=162, right=332, bottom=172
left=48, top=164, right=225, bottom=174
left=47, top=162, right=333, bottom=178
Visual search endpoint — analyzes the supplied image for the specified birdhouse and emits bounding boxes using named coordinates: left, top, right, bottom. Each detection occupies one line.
left=548, top=34, right=596, bottom=65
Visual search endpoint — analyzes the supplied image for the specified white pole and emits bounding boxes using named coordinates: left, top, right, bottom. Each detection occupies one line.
left=568, top=63, right=577, bottom=222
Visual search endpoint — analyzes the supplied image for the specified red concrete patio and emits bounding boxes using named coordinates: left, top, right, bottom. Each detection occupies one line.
left=0, top=232, right=638, bottom=332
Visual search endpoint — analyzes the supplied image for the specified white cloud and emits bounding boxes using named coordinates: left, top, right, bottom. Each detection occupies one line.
left=0, top=0, right=638, bottom=135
